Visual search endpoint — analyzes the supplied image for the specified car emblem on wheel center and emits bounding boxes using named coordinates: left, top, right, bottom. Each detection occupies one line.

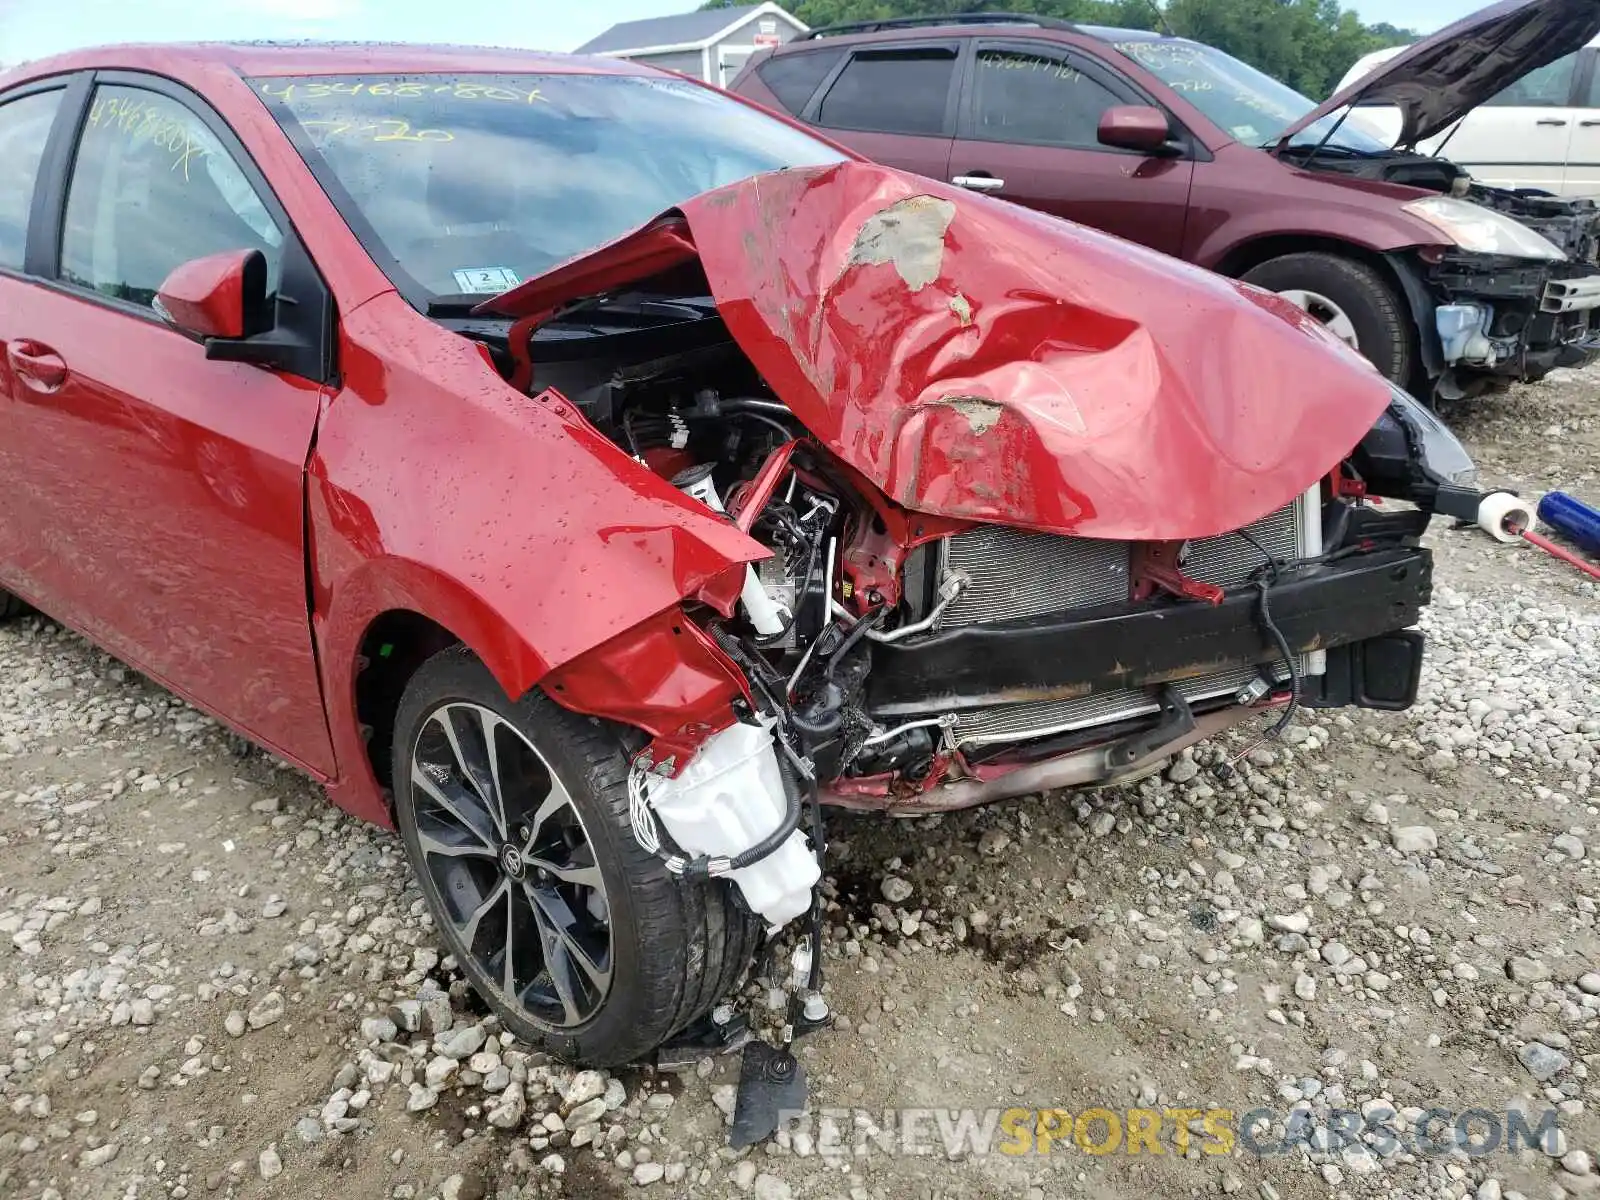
left=499, top=843, right=526, bottom=879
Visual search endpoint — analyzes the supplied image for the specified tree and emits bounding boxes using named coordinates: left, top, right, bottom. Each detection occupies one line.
left=702, top=0, right=1416, bottom=97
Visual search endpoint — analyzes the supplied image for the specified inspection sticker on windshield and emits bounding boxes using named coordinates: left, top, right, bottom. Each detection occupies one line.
left=452, top=267, right=521, bottom=293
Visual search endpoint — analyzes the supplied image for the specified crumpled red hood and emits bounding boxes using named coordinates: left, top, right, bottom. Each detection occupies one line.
left=483, top=162, right=1392, bottom=540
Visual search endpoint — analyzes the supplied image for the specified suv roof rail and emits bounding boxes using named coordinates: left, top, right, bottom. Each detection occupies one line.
left=797, top=11, right=1079, bottom=40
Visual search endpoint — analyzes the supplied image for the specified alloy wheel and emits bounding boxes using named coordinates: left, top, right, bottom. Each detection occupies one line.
left=408, top=702, right=612, bottom=1028
left=1276, top=288, right=1361, bottom=350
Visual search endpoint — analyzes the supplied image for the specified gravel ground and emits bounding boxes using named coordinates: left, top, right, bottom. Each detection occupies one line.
left=1, top=369, right=1598, bottom=1200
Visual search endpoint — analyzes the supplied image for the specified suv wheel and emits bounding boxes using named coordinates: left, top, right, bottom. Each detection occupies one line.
left=0, top=591, right=28, bottom=620
left=1241, top=252, right=1413, bottom=386
left=391, top=646, right=763, bottom=1067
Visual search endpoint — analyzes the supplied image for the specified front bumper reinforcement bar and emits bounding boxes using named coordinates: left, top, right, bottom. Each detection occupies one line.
left=865, top=547, right=1432, bottom=718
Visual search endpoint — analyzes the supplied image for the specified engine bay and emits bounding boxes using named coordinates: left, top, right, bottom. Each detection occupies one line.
left=428, top=294, right=1447, bottom=814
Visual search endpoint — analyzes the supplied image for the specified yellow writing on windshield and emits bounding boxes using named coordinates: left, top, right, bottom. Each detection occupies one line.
left=302, top=117, right=456, bottom=144
left=88, top=93, right=211, bottom=181
left=258, top=80, right=549, bottom=105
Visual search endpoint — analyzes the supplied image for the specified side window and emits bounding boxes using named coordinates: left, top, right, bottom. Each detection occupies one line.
left=60, top=85, right=283, bottom=309
left=0, top=89, right=64, bottom=271
left=1483, top=52, right=1578, bottom=107
left=971, top=49, right=1125, bottom=148
left=817, top=48, right=957, bottom=135
left=756, top=49, right=843, bottom=115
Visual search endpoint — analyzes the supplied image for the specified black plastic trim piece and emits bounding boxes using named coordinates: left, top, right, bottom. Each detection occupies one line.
left=865, top=547, right=1433, bottom=718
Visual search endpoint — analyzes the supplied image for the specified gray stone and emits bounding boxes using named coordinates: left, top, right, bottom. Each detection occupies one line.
left=258, top=1145, right=282, bottom=1180
left=1390, top=826, right=1437, bottom=854
left=880, top=876, right=913, bottom=904
left=487, top=1082, right=526, bottom=1130
left=405, top=1084, right=438, bottom=1112
left=359, top=1016, right=397, bottom=1043
left=1555, top=834, right=1587, bottom=860
left=246, top=992, right=284, bottom=1030
left=435, top=1024, right=486, bottom=1060
left=1518, top=1041, right=1570, bottom=1082
left=1508, top=957, right=1553, bottom=985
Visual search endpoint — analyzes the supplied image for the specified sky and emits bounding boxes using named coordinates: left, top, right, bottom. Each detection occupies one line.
left=0, top=0, right=1486, bottom=65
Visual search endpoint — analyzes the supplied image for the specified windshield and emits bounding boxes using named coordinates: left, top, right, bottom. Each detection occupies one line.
left=252, top=72, right=847, bottom=303
left=1108, top=38, right=1391, bottom=154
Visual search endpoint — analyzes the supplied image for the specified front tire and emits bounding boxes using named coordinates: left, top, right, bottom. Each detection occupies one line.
left=0, top=591, right=27, bottom=620
left=1242, top=251, right=1414, bottom=386
left=391, top=646, right=762, bottom=1067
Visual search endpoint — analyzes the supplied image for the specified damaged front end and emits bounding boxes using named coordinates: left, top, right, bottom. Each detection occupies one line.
left=1418, top=186, right=1600, bottom=397
left=1277, top=0, right=1600, bottom=397
left=464, top=162, right=1458, bottom=931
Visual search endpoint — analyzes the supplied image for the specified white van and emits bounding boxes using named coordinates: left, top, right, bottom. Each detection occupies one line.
left=1338, top=37, right=1600, bottom=196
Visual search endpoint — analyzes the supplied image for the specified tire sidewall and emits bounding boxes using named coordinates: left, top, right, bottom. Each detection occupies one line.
left=390, top=649, right=684, bottom=1065
left=1243, top=254, right=1411, bottom=385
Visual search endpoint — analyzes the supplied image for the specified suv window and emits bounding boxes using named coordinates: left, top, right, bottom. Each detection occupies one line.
left=0, top=89, right=64, bottom=271
left=756, top=49, right=843, bottom=115
left=971, top=48, right=1123, bottom=148
left=60, top=85, right=283, bottom=309
left=1484, top=52, right=1578, bottom=107
left=817, top=48, right=956, bottom=135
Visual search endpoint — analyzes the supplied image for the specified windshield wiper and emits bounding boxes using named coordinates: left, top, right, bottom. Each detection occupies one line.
left=1275, top=141, right=1377, bottom=159
left=426, top=294, right=497, bottom=317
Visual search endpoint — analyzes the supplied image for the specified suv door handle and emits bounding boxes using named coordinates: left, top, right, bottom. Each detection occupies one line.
left=953, top=174, right=1006, bottom=192
left=1582, top=119, right=1600, bottom=127
left=1537, top=118, right=1569, bottom=126
left=6, top=340, right=68, bottom=393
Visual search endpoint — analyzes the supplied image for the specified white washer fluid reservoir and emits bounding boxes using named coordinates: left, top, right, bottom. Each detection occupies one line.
left=647, top=719, right=819, bottom=927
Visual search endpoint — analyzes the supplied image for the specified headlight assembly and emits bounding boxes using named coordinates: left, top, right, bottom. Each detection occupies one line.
left=1402, top=196, right=1566, bottom=262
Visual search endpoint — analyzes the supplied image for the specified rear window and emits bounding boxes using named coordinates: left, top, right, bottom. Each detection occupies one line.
left=251, top=72, right=845, bottom=304
left=816, top=49, right=956, bottom=136
left=755, top=49, right=842, bottom=114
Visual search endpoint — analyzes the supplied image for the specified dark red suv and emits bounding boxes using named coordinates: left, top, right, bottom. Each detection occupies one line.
left=729, top=1, right=1600, bottom=401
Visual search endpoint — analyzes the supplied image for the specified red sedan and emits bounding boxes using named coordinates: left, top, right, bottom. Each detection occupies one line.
left=0, top=42, right=1469, bottom=1066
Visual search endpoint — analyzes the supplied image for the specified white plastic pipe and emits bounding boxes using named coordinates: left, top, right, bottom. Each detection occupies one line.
left=1477, top=491, right=1537, bottom=543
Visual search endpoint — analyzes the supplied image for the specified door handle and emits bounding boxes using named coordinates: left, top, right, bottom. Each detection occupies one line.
left=953, top=174, right=1006, bottom=192
left=1582, top=119, right=1600, bottom=127
left=6, top=340, right=68, bottom=392
left=1537, top=118, right=1569, bottom=126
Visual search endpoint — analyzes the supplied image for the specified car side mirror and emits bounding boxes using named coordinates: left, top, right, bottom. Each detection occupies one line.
left=1098, top=105, right=1181, bottom=156
left=154, top=248, right=273, bottom=343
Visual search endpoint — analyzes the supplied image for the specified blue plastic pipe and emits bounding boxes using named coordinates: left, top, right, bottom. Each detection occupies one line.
left=1537, top=491, right=1600, bottom=557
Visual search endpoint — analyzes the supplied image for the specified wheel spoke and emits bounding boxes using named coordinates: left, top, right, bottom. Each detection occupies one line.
left=410, top=762, right=497, bottom=849
left=520, top=777, right=575, bottom=854
left=527, top=857, right=603, bottom=891
left=477, top=707, right=507, bottom=838
left=527, top=891, right=584, bottom=1025
left=504, top=879, right=536, bottom=997
left=459, top=876, right=509, bottom=952
left=528, top=885, right=611, bottom=992
left=417, top=823, right=497, bottom=861
left=435, top=708, right=505, bottom=838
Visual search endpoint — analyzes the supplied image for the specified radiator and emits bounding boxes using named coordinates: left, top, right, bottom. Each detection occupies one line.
left=935, top=487, right=1323, bottom=749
